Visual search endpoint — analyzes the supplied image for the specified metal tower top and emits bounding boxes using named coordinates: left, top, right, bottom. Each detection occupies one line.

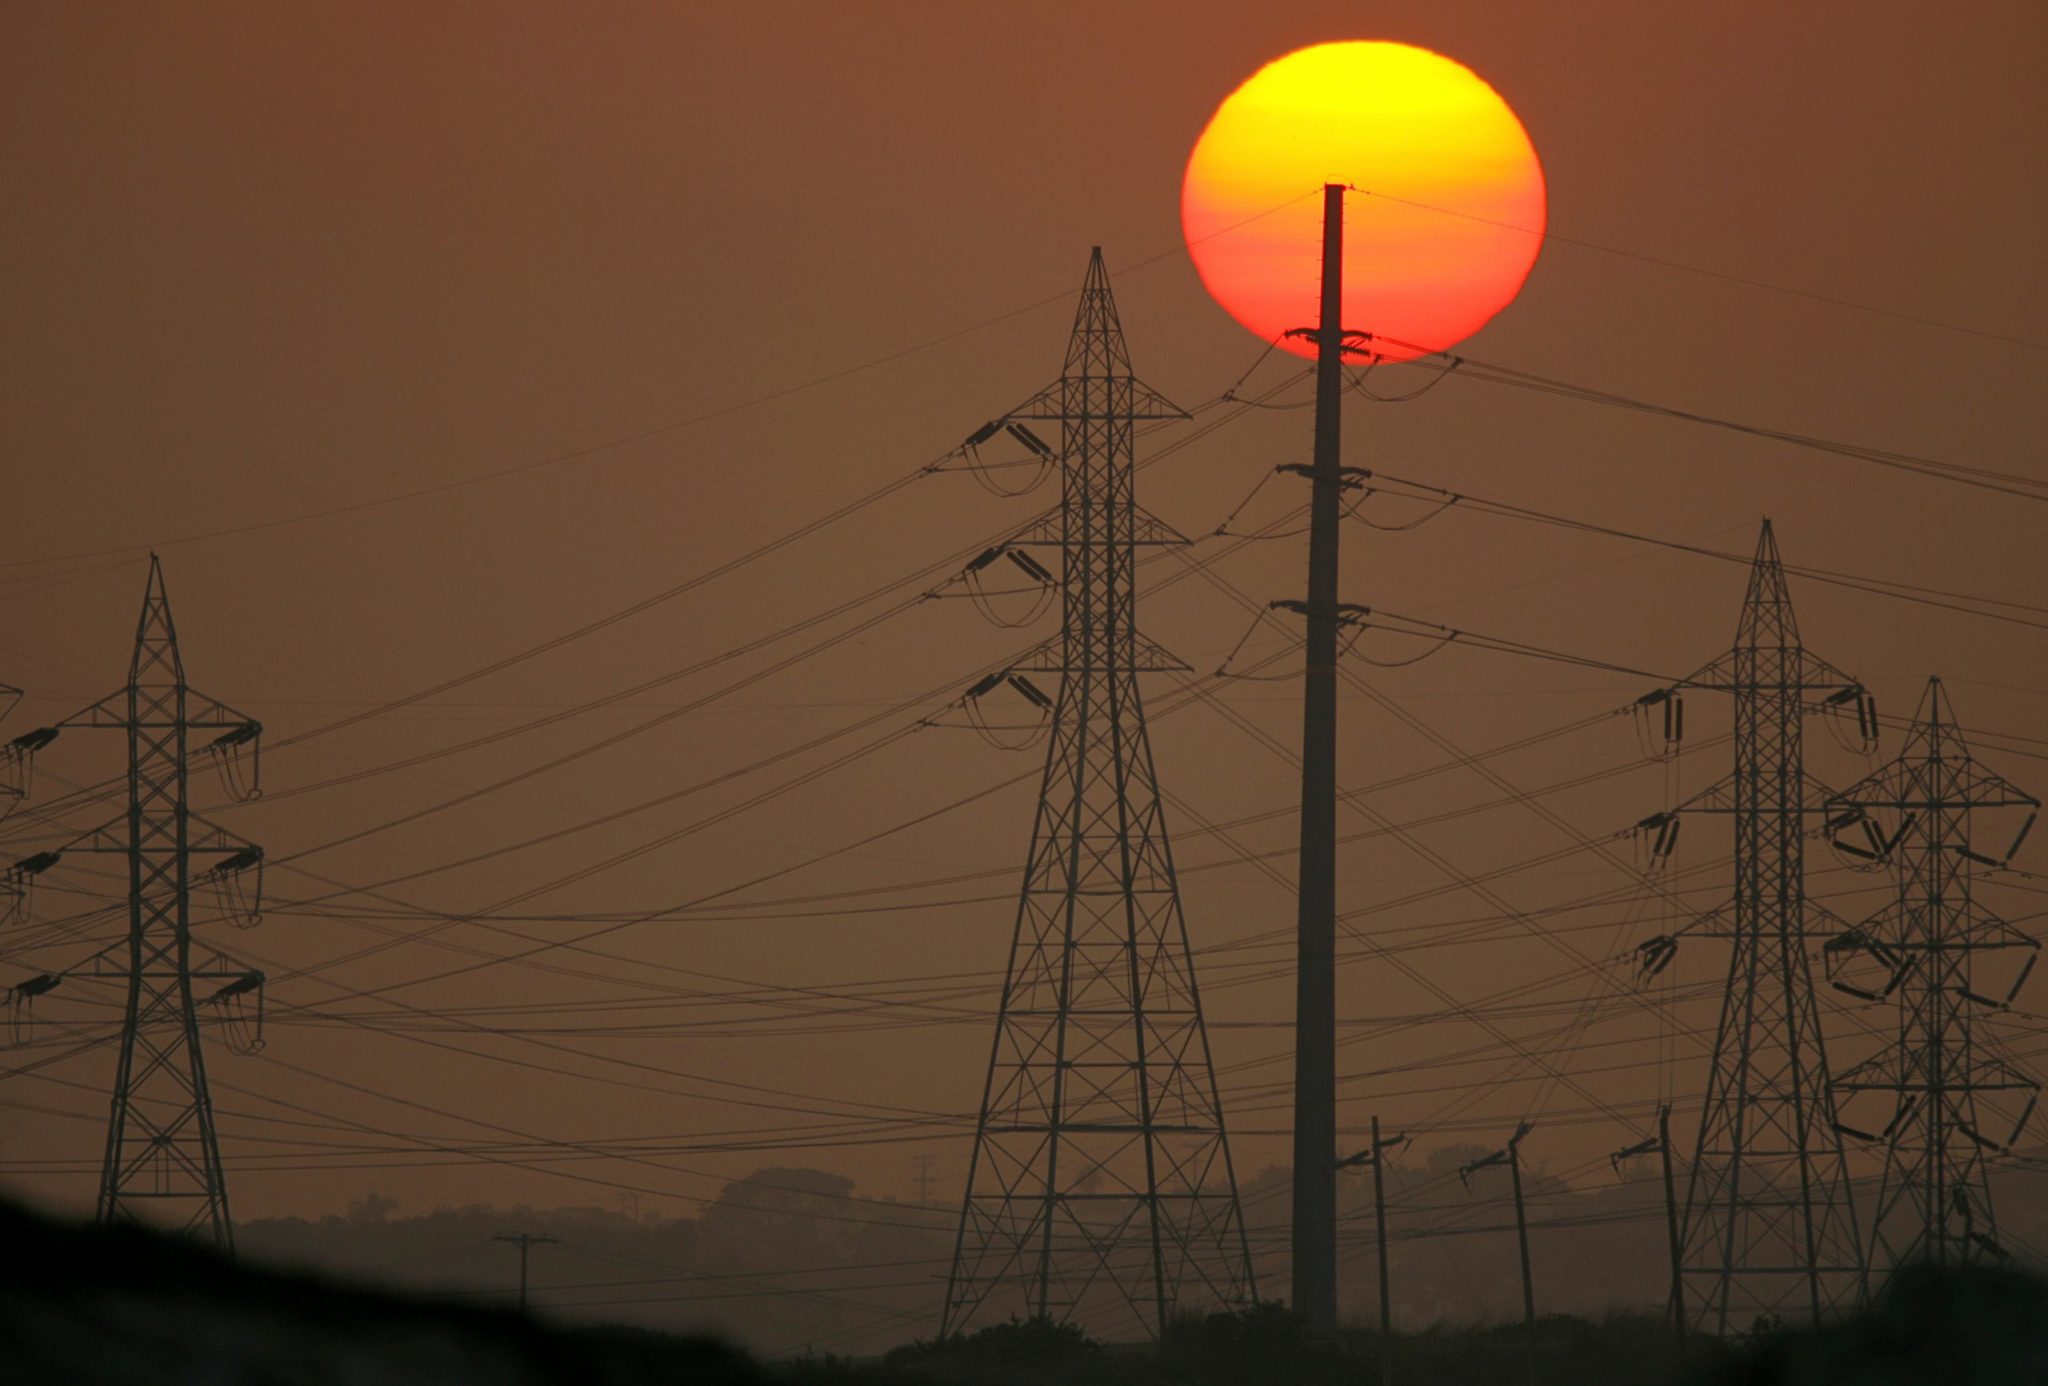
left=131, top=554, right=185, bottom=686
left=1734, top=519, right=1799, bottom=647
left=1008, top=251, right=1181, bottom=424
left=1063, top=246, right=1133, bottom=375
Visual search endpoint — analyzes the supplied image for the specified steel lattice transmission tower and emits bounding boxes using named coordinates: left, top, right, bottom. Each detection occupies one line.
left=1649, top=522, right=1870, bottom=1333
left=942, top=250, right=1256, bottom=1339
left=1827, top=678, right=2040, bottom=1269
left=37, top=557, right=267, bottom=1252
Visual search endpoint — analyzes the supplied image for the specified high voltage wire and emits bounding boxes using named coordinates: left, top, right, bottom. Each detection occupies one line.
left=160, top=404, right=1314, bottom=1011
left=1, top=191, right=1325, bottom=576
left=7, top=195, right=2044, bottom=1330
left=1354, top=188, right=2048, bottom=353
left=1365, top=338, right=2048, bottom=504
left=1356, top=469, right=2048, bottom=634
left=16, top=949, right=2048, bottom=1277
left=16, top=806, right=1826, bottom=1138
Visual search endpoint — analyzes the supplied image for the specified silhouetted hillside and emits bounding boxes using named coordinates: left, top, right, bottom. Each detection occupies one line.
left=8, top=1191, right=2047, bottom=1386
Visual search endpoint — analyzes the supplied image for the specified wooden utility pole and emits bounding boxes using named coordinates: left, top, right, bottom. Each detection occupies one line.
left=494, top=1231, right=559, bottom=1310
left=1461, top=1122, right=1537, bottom=1385
left=1339, top=1119, right=1409, bottom=1382
left=1613, top=1110, right=1685, bottom=1339
left=1658, top=1105, right=1685, bottom=1338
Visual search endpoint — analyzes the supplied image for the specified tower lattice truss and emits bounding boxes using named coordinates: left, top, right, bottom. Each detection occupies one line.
left=1827, top=679, right=2040, bottom=1270
left=1656, top=523, right=1870, bottom=1332
left=10, top=558, right=266, bottom=1252
left=942, top=251, right=1255, bottom=1339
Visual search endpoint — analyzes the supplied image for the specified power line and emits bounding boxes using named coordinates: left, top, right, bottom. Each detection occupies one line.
left=1355, top=188, right=2048, bottom=353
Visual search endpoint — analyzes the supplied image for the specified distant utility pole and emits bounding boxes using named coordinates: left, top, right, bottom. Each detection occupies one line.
left=1828, top=679, right=2040, bottom=1271
left=1611, top=1105, right=1684, bottom=1336
left=1338, top=1116, right=1407, bottom=1386
left=495, top=1232, right=559, bottom=1310
left=6, top=557, right=266, bottom=1255
left=1460, top=1122, right=1537, bottom=1385
left=1287, top=179, right=1373, bottom=1338
left=912, top=1154, right=937, bottom=1206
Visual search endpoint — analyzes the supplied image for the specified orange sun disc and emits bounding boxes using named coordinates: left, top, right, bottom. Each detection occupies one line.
left=1182, top=41, right=1546, bottom=363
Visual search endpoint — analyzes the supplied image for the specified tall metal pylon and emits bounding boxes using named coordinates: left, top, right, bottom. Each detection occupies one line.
left=941, top=250, right=1256, bottom=1339
left=1826, top=678, right=2040, bottom=1269
left=21, top=557, right=266, bottom=1252
left=0, top=685, right=34, bottom=930
left=1644, top=522, right=1870, bottom=1333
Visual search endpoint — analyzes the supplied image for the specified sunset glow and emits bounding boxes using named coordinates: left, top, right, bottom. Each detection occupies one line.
left=1182, top=41, right=1546, bottom=362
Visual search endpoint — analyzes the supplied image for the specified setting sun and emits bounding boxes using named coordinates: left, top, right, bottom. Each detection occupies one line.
left=1182, top=41, right=1546, bottom=362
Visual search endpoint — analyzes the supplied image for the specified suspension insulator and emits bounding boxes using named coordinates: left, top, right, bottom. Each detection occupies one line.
left=2008, top=812, right=2039, bottom=861
left=1636, top=935, right=1678, bottom=980
left=14, top=973, right=60, bottom=1001
left=1007, top=675, right=1053, bottom=711
left=1005, top=423, right=1054, bottom=457
left=2006, top=953, right=2039, bottom=1005
left=217, top=846, right=264, bottom=874
left=1655, top=816, right=1681, bottom=859
left=2007, top=1093, right=2039, bottom=1147
left=11, top=851, right=60, bottom=877
left=1006, top=550, right=1055, bottom=585
left=212, top=970, right=264, bottom=1002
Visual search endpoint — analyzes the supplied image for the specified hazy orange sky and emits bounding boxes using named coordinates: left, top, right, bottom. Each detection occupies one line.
left=2, top=0, right=2046, bottom=1349
left=1182, top=40, right=1546, bottom=360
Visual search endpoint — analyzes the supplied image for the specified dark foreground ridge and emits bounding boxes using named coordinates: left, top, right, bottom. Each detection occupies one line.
left=0, top=1197, right=773, bottom=1386
left=4, top=1195, right=2048, bottom=1386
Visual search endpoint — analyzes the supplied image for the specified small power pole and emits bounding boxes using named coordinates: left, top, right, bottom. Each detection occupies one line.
left=1339, top=1117, right=1408, bottom=1386
left=1658, top=1106, right=1683, bottom=1337
left=1461, top=1122, right=1537, bottom=1385
left=912, top=1154, right=937, bottom=1206
left=495, top=1231, right=559, bottom=1310
left=1612, top=1105, right=1684, bottom=1336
